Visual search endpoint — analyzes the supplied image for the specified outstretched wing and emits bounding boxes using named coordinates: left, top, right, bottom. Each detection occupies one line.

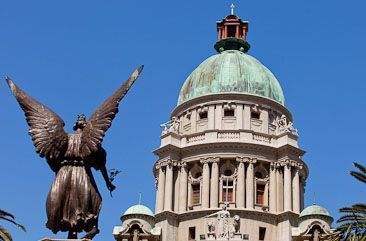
left=6, top=77, right=69, bottom=162
left=80, top=65, right=144, bottom=158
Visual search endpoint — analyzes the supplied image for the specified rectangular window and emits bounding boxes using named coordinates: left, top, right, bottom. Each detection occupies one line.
left=224, top=109, right=235, bottom=117
left=188, top=227, right=196, bottom=240
left=227, top=25, right=236, bottom=37
left=259, top=227, right=266, bottom=240
left=251, top=112, right=260, bottom=119
left=192, top=184, right=200, bottom=205
left=256, top=184, right=265, bottom=205
left=222, top=179, right=234, bottom=202
left=199, top=111, right=208, bottom=119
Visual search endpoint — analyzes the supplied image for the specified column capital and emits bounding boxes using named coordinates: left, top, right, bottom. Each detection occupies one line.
left=278, top=159, right=293, bottom=168
left=249, top=158, right=257, bottom=164
left=236, top=156, right=250, bottom=163
left=270, top=162, right=277, bottom=169
left=200, top=156, right=219, bottom=164
left=200, top=157, right=210, bottom=165
left=156, top=158, right=177, bottom=169
left=178, top=161, right=187, bottom=168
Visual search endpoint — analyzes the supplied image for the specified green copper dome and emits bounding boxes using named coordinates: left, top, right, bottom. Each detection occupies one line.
left=123, top=204, right=154, bottom=217
left=300, top=205, right=331, bottom=218
left=178, top=50, right=285, bottom=105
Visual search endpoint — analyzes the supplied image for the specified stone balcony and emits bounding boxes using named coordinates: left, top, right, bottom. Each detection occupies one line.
left=160, top=129, right=299, bottom=149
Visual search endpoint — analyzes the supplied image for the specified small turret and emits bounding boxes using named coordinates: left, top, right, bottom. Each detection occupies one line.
left=214, top=4, right=250, bottom=53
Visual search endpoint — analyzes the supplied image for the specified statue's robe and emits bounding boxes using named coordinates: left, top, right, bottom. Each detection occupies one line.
left=45, top=133, right=104, bottom=233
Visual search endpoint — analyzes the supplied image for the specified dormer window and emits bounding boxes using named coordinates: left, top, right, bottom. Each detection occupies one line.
left=224, top=109, right=235, bottom=117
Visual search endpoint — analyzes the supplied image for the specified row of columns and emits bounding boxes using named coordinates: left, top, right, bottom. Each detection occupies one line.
left=269, top=160, right=304, bottom=213
left=155, top=158, right=304, bottom=214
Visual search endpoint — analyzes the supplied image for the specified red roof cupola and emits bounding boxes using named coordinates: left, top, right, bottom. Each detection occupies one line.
left=214, top=4, right=250, bottom=53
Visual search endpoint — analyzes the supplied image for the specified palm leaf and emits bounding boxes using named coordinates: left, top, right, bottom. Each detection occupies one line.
left=0, top=211, right=14, bottom=220
left=351, top=171, right=366, bottom=184
left=353, top=162, right=366, bottom=174
left=0, top=217, right=26, bottom=232
left=0, top=226, right=12, bottom=241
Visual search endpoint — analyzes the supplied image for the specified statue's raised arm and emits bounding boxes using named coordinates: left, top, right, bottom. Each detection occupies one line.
left=80, top=65, right=144, bottom=158
left=6, top=77, right=68, bottom=171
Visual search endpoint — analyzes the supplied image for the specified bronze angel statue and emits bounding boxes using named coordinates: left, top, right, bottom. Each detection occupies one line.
left=5, top=65, right=143, bottom=240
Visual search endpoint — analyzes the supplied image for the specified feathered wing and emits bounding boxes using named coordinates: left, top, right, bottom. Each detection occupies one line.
left=80, top=65, right=144, bottom=158
left=6, top=77, right=69, bottom=166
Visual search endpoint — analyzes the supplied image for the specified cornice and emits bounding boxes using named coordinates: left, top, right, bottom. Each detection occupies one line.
left=155, top=208, right=299, bottom=224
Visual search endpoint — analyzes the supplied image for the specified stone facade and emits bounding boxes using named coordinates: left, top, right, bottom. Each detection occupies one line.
left=153, top=91, right=308, bottom=241
left=114, top=7, right=333, bottom=241
left=150, top=8, right=332, bottom=241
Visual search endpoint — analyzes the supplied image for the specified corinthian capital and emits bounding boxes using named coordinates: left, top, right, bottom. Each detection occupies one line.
left=178, top=161, right=187, bottom=168
left=249, top=158, right=257, bottom=164
left=200, top=157, right=210, bottom=165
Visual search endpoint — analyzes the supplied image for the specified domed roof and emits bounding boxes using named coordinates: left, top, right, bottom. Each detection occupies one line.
left=300, top=205, right=331, bottom=218
left=123, top=204, right=154, bottom=217
left=178, top=50, right=285, bottom=105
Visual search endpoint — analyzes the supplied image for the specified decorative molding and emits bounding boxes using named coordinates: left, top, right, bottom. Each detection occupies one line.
left=251, top=104, right=262, bottom=113
left=160, top=116, right=180, bottom=135
left=197, top=105, right=209, bottom=113
left=223, top=102, right=237, bottom=110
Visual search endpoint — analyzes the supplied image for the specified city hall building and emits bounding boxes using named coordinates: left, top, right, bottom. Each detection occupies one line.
left=112, top=6, right=333, bottom=241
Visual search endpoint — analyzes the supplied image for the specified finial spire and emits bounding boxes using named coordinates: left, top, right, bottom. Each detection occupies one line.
left=313, top=192, right=316, bottom=205
left=230, top=3, right=235, bottom=15
left=138, top=192, right=142, bottom=205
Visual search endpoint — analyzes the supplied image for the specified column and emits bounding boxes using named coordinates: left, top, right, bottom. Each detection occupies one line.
left=243, top=105, right=251, bottom=129
left=246, top=158, right=255, bottom=209
left=190, top=109, right=197, bottom=133
left=300, top=179, right=305, bottom=211
left=210, top=158, right=219, bottom=208
left=179, top=162, right=188, bottom=212
left=284, top=161, right=292, bottom=211
left=236, top=104, right=243, bottom=129
left=201, top=159, right=210, bottom=208
left=215, top=104, right=222, bottom=129
left=269, top=163, right=277, bottom=212
left=208, top=105, right=215, bottom=129
left=174, top=166, right=181, bottom=212
left=261, top=109, right=269, bottom=134
left=164, top=162, right=173, bottom=211
left=236, top=157, right=246, bottom=208
left=156, top=166, right=165, bottom=213
left=292, top=166, right=301, bottom=213
left=276, top=167, right=284, bottom=212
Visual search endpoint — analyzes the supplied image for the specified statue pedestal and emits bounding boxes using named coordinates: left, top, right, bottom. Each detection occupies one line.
left=40, top=239, right=91, bottom=241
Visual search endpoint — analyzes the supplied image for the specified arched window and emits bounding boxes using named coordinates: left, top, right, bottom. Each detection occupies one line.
left=188, top=164, right=203, bottom=207
left=254, top=164, right=269, bottom=207
left=219, top=161, right=237, bottom=204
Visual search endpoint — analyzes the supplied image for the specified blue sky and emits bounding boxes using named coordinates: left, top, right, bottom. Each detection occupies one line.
left=1, top=0, right=365, bottom=240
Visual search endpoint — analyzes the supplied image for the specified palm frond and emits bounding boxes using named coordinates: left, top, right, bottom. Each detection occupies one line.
left=353, top=162, right=366, bottom=174
left=0, top=217, right=25, bottom=232
left=351, top=171, right=366, bottom=184
left=0, top=211, right=14, bottom=220
left=0, top=226, right=12, bottom=241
